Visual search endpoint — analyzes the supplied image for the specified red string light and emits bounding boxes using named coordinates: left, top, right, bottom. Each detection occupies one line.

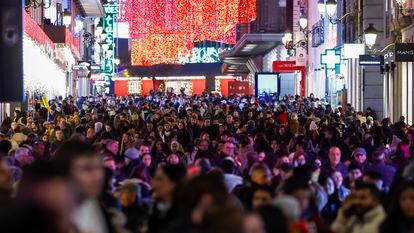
left=119, top=0, right=256, bottom=66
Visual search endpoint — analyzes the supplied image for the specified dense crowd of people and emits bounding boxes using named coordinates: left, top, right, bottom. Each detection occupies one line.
left=0, top=92, right=414, bottom=233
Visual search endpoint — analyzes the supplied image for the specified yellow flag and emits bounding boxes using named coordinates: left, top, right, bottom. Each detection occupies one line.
left=42, top=96, right=50, bottom=109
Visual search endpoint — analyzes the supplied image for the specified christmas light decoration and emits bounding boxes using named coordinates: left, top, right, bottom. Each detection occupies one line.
left=23, top=36, right=67, bottom=99
left=119, top=0, right=256, bottom=66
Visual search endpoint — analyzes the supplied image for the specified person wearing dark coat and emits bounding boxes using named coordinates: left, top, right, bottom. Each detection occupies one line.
left=148, top=164, right=187, bottom=233
left=176, top=121, right=191, bottom=147
left=116, top=181, right=148, bottom=233
left=366, top=147, right=396, bottom=189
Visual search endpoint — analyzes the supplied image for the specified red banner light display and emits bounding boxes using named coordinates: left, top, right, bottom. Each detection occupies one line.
left=119, top=0, right=256, bottom=66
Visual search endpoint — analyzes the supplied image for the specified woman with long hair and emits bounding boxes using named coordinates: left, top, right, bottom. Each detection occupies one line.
left=380, top=180, right=414, bottom=233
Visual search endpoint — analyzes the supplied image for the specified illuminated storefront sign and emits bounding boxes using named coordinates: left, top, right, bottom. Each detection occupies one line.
left=321, top=49, right=341, bottom=70
left=101, top=4, right=119, bottom=74
left=180, top=47, right=229, bottom=63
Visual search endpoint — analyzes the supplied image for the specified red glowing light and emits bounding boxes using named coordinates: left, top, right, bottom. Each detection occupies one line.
left=119, top=0, right=256, bottom=66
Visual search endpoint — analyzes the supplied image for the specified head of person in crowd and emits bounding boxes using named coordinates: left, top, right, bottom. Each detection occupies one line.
left=142, top=153, right=152, bottom=168
left=32, top=141, right=46, bottom=160
left=15, top=147, right=34, bottom=168
left=139, top=142, right=152, bottom=156
left=344, top=181, right=382, bottom=217
left=7, top=160, right=74, bottom=233
left=251, top=185, right=274, bottom=210
left=54, top=140, right=103, bottom=201
left=54, top=129, right=65, bottom=142
left=197, top=139, right=210, bottom=152
left=353, top=147, right=367, bottom=165
left=222, top=141, right=237, bottom=157
left=103, top=155, right=116, bottom=173
left=86, top=126, right=96, bottom=140
left=255, top=205, right=289, bottom=233
left=0, top=140, right=12, bottom=156
left=167, top=153, right=181, bottom=165
left=319, top=172, right=336, bottom=197
left=194, top=199, right=243, bottom=233
left=283, top=177, right=312, bottom=216
left=328, top=146, right=341, bottom=168
left=380, top=180, right=414, bottom=233
left=116, top=180, right=141, bottom=208
left=105, top=139, right=119, bottom=156
left=250, top=163, right=272, bottom=186
left=347, top=162, right=363, bottom=187
left=124, top=147, right=140, bottom=164
left=243, top=212, right=267, bottom=233
left=151, top=163, right=187, bottom=203
left=372, top=147, right=387, bottom=162
left=363, top=171, right=384, bottom=191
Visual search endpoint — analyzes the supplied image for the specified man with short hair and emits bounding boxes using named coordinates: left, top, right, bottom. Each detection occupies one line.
left=54, top=140, right=112, bottom=233
left=323, top=146, right=348, bottom=179
left=331, top=182, right=386, bottom=233
left=139, top=143, right=151, bottom=157
left=212, top=141, right=237, bottom=167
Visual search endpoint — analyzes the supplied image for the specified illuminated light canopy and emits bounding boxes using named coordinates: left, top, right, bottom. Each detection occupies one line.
left=119, top=0, right=256, bottom=66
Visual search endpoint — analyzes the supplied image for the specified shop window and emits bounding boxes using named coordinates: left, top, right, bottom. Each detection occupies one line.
left=128, top=81, right=141, bottom=94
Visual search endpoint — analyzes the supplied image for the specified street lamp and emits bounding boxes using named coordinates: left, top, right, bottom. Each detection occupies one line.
left=364, top=23, right=379, bottom=48
left=317, top=0, right=325, bottom=15
left=100, top=31, right=107, bottom=41
left=96, top=21, right=103, bottom=35
left=284, top=31, right=293, bottom=42
left=396, top=0, right=407, bottom=6
left=326, top=0, right=337, bottom=17
left=299, top=13, right=308, bottom=30
left=75, top=16, right=83, bottom=33
left=62, top=9, right=72, bottom=27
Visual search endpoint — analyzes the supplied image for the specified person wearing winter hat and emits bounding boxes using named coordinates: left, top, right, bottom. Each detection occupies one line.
left=352, top=147, right=370, bottom=172
left=121, top=148, right=141, bottom=181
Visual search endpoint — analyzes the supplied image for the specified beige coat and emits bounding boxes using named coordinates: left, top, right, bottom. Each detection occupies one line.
left=331, top=205, right=386, bottom=233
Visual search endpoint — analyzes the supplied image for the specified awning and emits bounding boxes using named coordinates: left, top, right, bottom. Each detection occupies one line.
left=74, top=0, right=105, bottom=17
left=119, top=63, right=224, bottom=78
left=221, top=33, right=284, bottom=75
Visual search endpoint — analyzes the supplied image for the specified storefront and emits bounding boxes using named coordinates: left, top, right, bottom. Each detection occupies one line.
left=383, top=41, right=414, bottom=124
left=23, top=11, right=68, bottom=100
left=113, top=76, right=206, bottom=96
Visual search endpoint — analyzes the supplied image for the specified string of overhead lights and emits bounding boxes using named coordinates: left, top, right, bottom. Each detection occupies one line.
left=118, top=0, right=256, bottom=66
